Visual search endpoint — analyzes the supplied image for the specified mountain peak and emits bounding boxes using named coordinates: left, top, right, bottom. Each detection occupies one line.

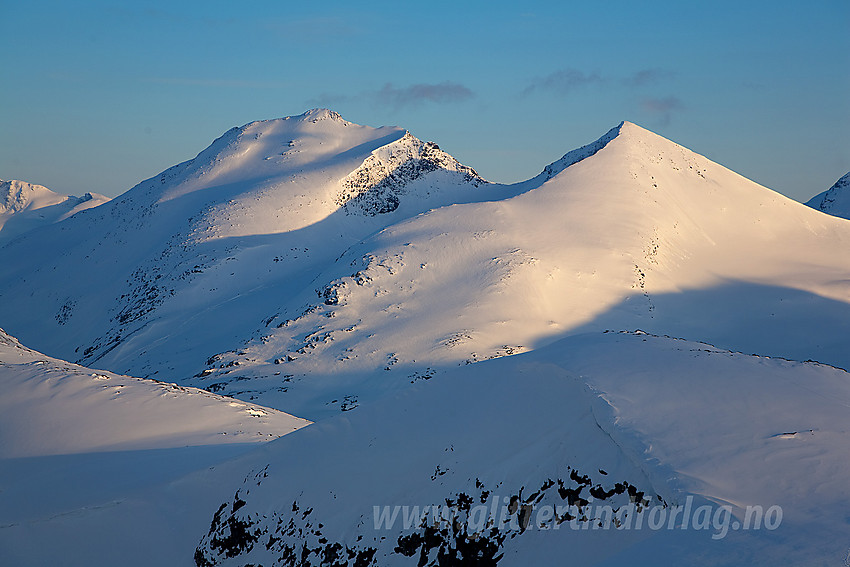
left=536, top=120, right=725, bottom=186
left=299, top=108, right=347, bottom=122
left=0, top=179, right=110, bottom=244
left=335, top=129, right=486, bottom=215
left=1, top=179, right=57, bottom=214
left=93, top=109, right=487, bottom=246
left=147, top=109, right=404, bottom=206
left=610, top=120, right=677, bottom=145
left=203, top=109, right=357, bottom=153
left=617, top=119, right=645, bottom=132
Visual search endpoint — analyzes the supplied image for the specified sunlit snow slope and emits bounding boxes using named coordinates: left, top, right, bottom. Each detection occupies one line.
left=189, top=120, right=850, bottom=418
left=0, top=109, right=491, bottom=402
left=1, top=113, right=848, bottom=422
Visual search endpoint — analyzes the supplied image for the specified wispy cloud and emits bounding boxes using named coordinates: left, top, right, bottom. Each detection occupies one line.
left=622, top=68, right=676, bottom=87
left=522, top=68, right=604, bottom=96
left=308, top=81, right=475, bottom=110
left=641, top=96, right=685, bottom=126
left=523, top=67, right=677, bottom=97
left=376, top=82, right=474, bottom=108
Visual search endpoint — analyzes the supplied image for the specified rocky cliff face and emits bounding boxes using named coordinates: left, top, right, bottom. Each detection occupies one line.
left=806, top=171, right=850, bottom=219
left=338, top=132, right=486, bottom=216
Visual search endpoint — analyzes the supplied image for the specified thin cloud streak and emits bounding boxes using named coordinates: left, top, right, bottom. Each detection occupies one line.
left=377, top=82, right=475, bottom=108
left=523, top=67, right=677, bottom=97
left=308, top=81, right=475, bottom=109
left=522, top=68, right=604, bottom=96
left=622, top=68, right=676, bottom=87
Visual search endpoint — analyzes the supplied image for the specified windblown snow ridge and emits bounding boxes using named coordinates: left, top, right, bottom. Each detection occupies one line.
left=536, top=121, right=624, bottom=182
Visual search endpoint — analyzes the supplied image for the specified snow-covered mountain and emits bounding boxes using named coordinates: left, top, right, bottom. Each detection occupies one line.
left=0, top=109, right=493, bottom=405
left=211, top=120, right=850, bottom=418
left=0, top=179, right=109, bottom=245
left=806, top=171, right=850, bottom=220
left=1, top=112, right=849, bottom=422
left=2, top=110, right=850, bottom=566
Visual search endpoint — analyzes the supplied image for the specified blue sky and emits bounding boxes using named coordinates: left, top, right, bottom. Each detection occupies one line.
left=1, top=0, right=848, bottom=201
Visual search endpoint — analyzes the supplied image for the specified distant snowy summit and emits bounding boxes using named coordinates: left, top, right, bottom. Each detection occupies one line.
left=0, top=179, right=109, bottom=245
left=131, top=107, right=487, bottom=238
left=806, top=171, right=850, bottom=220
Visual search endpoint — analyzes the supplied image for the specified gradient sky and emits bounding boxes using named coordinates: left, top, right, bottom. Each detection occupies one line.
left=2, top=0, right=848, bottom=202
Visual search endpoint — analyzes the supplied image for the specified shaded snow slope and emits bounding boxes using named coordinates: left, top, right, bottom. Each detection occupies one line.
left=0, top=328, right=310, bottom=566
left=188, top=332, right=850, bottom=567
left=0, top=328, right=309, bottom=458
left=7, top=332, right=846, bottom=566
left=0, top=179, right=109, bottom=245
left=806, top=171, right=850, bottom=220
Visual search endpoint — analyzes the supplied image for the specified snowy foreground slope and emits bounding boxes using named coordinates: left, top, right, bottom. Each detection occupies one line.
left=806, top=171, right=850, bottom=220
left=0, top=179, right=109, bottom=245
left=0, top=327, right=309, bottom=565
left=190, top=332, right=850, bottom=567
left=0, top=328, right=308, bottom=458
left=4, top=332, right=847, bottom=566
left=0, top=112, right=849, bottom=422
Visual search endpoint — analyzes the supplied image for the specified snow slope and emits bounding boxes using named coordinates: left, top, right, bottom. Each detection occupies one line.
left=806, top=171, right=850, bottom=220
left=2, top=112, right=849, bottom=566
left=6, top=331, right=847, bottom=566
left=0, top=179, right=109, bottom=245
left=0, top=328, right=308, bottom=458
left=187, top=331, right=850, bottom=566
left=187, top=120, right=850, bottom=418
left=0, top=327, right=309, bottom=565
left=0, top=109, right=492, bottom=396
